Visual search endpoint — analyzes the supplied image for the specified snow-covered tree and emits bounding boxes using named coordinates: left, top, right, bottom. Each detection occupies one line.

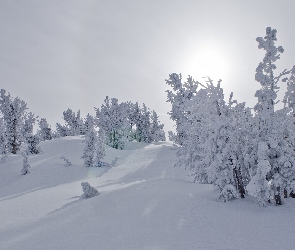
left=37, top=118, right=52, bottom=141
left=94, top=130, right=106, bottom=167
left=111, top=156, right=120, bottom=166
left=26, top=134, right=42, bottom=155
left=20, top=112, right=42, bottom=155
left=96, top=97, right=130, bottom=149
left=55, top=109, right=85, bottom=137
left=246, top=142, right=272, bottom=206
left=165, top=74, right=198, bottom=145
left=81, top=115, right=97, bottom=167
left=21, top=151, right=30, bottom=175
left=63, top=109, right=84, bottom=136
left=0, top=118, right=7, bottom=155
left=81, top=182, right=100, bottom=199
left=21, top=112, right=35, bottom=141
left=149, top=110, right=166, bottom=142
left=0, top=89, right=28, bottom=154
left=61, top=156, right=72, bottom=166
left=55, top=122, right=68, bottom=137
left=248, top=27, right=295, bottom=205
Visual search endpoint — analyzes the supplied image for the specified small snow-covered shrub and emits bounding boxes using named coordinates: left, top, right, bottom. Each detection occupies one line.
left=61, top=156, right=72, bottom=166
left=21, top=152, right=30, bottom=175
left=81, top=182, right=99, bottom=199
left=0, top=154, right=8, bottom=163
left=111, top=156, right=119, bottom=166
left=218, top=184, right=239, bottom=202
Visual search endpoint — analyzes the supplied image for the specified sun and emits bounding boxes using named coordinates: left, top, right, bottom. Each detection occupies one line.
left=184, top=45, right=230, bottom=82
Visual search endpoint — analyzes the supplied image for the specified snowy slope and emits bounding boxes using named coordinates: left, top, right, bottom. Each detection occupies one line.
left=1, top=136, right=295, bottom=250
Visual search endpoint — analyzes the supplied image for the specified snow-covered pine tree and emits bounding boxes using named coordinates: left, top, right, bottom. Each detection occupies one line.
left=94, top=130, right=106, bottom=167
left=84, top=113, right=95, bottom=135
left=81, top=115, right=97, bottom=167
left=149, top=110, right=166, bottom=142
left=81, top=182, right=99, bottom=198
left=130, top=102, right=144, bottom=142
left=165, top=73, right=198, bottom=145
left=96, top=96, right=129, bottom=149
left=0, top=118, right=7, bottom=155
left=55, top=123, right=68, bottom=137
left=21, top=151, right=30, bottom=175
left=37, top=118, right=52, bottom=141
left=282, top=66, right=295, bottom=198
left=26, top=134, right=42, bottom=155
left=20, top=112, right=42, bottom=155
left=246, top=142, right=272, bottom=206
left=63, top=109, right=84, bottom=136
left=172, top=77, right=227, bottom=184
left=21, top=112, right=35, bottom=141
left=168, top=131, right=177, bottom=142
left=283, top=65, right=295, bottom=115
left=0, top=89, right=28, bottom=154
left=137, top=103, right=151, bottom=143
left=248, top=27, right=295, bottom=205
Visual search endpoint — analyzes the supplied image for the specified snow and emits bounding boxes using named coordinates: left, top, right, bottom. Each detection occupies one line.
left=1, top=136, right=295, bottom=250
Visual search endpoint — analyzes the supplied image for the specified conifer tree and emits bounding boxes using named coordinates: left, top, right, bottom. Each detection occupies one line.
left=247, top=27, right=295, bottom=205
left=37, top=118, right=52, bottom=141
left=55, top=123, right=68, bottom=137
left=63, top=109, right=84, bottom=136
left=96, top=97, right=129, bottom=149
left=149, top=110, right=166, bottom=142
left=0, top=118, right=7, bottom=155
left=94, top=130, right=106, bottom=167
left=0, top=89, right=28, bottom=154
left=165, top=74, right=198, bottom=145
left=21, top=112, right=35, bottom=141
left=26, top=134, right=42, bottom=155
left=81, top=115, right=97, bottom=167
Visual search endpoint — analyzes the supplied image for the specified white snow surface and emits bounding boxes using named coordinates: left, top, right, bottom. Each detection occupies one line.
left=1, top=136, right=295, bottom=250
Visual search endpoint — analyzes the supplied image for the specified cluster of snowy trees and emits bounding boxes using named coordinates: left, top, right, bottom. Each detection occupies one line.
left=166, top=27, right=295, bottom=206
left=54, top=97, right=166, bottom=150
left=81, top=97, right=166, bottom=167
left=0, top=89, right=46, bottom=157
left=95, top=96, right=166, bottom=149
left=55, top=109, right=86, bottom=137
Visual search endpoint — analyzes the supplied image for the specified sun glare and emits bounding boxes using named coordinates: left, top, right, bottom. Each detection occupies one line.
left=185, top=46, right=230, bottom=82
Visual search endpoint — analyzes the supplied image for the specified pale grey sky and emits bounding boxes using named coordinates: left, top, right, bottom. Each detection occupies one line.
left=1, top=0, right=295, bottom=133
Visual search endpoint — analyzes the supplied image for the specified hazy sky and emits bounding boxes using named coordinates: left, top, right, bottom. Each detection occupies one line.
left=1, top=0, right=295, bottom=133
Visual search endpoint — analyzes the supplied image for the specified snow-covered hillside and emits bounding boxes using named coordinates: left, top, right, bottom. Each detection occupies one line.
left=1, top=136, right=295, bottom=250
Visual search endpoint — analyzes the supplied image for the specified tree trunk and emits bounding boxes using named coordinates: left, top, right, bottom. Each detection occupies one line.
left=233, top=165, right=245, bottom=198
left=12, top=118, right=18, bottom=154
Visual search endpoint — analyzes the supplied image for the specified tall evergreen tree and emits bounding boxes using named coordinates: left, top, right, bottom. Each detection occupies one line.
left=37, top=118, right=52, bottom=141
left=0, top=89, right=28, bottom=154
left=81, top=115, right=97, bottom=167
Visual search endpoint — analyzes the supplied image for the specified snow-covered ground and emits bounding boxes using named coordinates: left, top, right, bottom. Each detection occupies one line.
left=1, top=136, right=295, bottom=250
